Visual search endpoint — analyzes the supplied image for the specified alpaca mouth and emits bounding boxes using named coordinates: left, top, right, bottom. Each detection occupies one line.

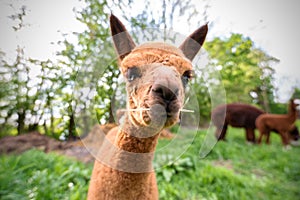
left=129, top=84, right=182, bottom=127
left=141, top=100, right=180, bottom=127
left=166, top=113, right=173, bottom=118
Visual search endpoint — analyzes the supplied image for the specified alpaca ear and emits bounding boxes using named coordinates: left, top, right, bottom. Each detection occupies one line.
left=179, top=24, right=208, bottom=61
left=110, top=14, right=136, bottom=60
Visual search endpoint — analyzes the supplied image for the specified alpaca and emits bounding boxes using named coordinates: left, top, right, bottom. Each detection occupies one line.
left=87, top=14, right=208, bottom=199
left=211, top=103, right=264, bottom=143
left=256, top=99, right=299, bottom=146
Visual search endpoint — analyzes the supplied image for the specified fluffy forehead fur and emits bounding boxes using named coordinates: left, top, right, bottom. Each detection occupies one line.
left=121, top=42, right=193, bottom=75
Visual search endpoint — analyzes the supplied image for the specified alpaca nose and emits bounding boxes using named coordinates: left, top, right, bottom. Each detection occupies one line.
left=152, top=84, right=178, bottom=102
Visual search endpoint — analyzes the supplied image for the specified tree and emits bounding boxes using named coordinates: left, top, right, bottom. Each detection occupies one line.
left=58, top=0, right=119, bottom=135
left=0, top=5, right=62, bottom=137
left=291, top=87, right=300, bottom=100
left=203, top=34, right=278, bottom=111
left=0, top=5, right=36, bottom=135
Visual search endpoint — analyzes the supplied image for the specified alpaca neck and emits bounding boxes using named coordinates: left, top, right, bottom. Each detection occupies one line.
left=116, top=116, right=161, bottom=153
left=95, top=114, right=163, bottom=173
left=95, top=115, right=162, bottom=173
left=88, top=116, right=160, bottom=199
left=288, top=108, right=297, bottom=122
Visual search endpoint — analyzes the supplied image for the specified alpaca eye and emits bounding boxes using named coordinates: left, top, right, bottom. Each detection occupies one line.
left=182, top=70, right=195, bottom=86
left=126, top=67, right=141, bottom=81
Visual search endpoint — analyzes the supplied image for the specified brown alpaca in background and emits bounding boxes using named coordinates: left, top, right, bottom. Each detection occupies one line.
left=87, top=15, right=207, bottom=199
left=211, top=103, right=299, bottom=143
left=256, top=99, right=299, bottom=146
left=211, top=103, right=264, bottom=143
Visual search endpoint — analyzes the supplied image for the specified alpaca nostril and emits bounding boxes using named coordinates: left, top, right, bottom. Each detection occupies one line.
left=152, top=86, right=163, bottom=95
left=152, top=84, right=178, bottom=102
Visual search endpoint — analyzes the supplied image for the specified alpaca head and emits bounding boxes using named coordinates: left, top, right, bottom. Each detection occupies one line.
left=110, top=14, right=207, bottom=129
left=289, top=126, right=299, bottom=141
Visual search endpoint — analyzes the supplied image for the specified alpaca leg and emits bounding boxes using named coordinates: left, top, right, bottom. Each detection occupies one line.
left=215, top=125, right=228, bottom=141
left=257, top=125, right=270, bottom=144
left=263, top=131, right=271, bottom=144
left=246, top=128, right=255, bottom=143
left=266, top=132, right=271, bottom=144
left=257, top=129, right=264, bottom=144
left=280, top=132, right=290, bottom=146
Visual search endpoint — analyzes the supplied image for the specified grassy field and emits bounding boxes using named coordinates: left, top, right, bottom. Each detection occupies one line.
left=1, top=124, right=300, bottom=200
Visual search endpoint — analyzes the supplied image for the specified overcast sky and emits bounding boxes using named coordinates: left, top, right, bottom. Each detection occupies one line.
left=0, top=0, right=299, bottom=102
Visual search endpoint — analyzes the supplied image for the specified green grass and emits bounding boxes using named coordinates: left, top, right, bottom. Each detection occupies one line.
left=156, top=126, right=300, bottom=200
left=0, top=150, right=91, bottom=200
left=1, top=124, right=300, bottom=200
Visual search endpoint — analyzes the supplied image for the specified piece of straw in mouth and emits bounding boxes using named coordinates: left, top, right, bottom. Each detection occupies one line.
left=121, top=108, right=150, bottom=112
left=121, top=108, right=194, bottom=113
left=180, top=108, right=194, bottom=113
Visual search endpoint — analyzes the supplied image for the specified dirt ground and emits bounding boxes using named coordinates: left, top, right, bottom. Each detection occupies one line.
left=0, top=124, right=174, bottom=163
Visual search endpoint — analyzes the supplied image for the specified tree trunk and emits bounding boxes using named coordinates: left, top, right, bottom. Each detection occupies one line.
left=17, top=111, right=25, bottom=135
left=261, top=89, right=270, bottom=113
left=68, top=113, right=77, bottom=141
left=108, top=92, right=116, bottom=123
left=28, top=123, right=38, bottom=132
left=43, top=120, right=48, bottom=135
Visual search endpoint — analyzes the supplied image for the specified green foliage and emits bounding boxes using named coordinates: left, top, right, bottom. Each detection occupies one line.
left=268, top=101, right=290, bottom=114
left=59, top=0, right=122, bottom=126
left=0, top=5, right=77, bottom=139
left=156, top=124, right=300, bottom=200
left=0, top=150, right=91, bottom=200
left=291, top=88, right=300, bottom=99
left=155, top=155, right=194, bottom=182
left=202, top=34, right=279, bottom=112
